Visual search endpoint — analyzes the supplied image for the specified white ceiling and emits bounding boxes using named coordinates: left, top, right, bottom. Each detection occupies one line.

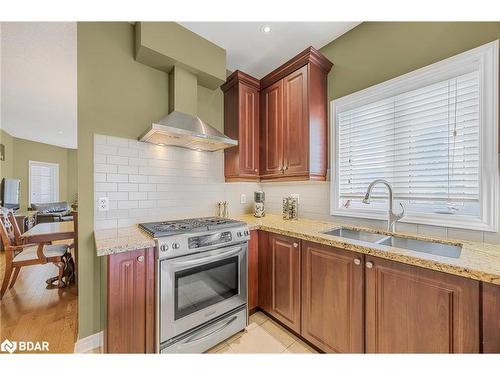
left=179, top=22, right=361, bottom=79
left=1, top=22, right=77, bottom=149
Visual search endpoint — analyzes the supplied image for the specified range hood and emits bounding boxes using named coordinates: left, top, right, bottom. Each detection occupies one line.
left=140, top=111, right=237, bottom=152
left=139, top=66, right=237, bottom=152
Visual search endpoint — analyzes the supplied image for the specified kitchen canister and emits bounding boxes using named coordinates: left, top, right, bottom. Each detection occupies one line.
left=254, top=191, right=265, bottom=218
left=282, top=196, right=299, bottom=220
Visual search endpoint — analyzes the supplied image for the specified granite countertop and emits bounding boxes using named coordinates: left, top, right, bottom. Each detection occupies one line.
left=94, top=213, right=500, bottom=285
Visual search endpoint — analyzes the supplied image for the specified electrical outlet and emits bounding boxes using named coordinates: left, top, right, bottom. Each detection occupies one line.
left=240, top=194, right=247, bottom=204
left=290, top=193, right=300, bottom=203
left=98, top=197, right=109, bottom=212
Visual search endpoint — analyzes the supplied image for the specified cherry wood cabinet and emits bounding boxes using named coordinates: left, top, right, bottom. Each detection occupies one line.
left=364, top=256, right=480, bottom=353
left=248, top=230, right=259, bottom=313
left=106, top=247, right=155, bottom=353
left=222, top=47, right=332, bottom=182
left=301, top=241, right=364, bottom=353
left=221, top=70, right=260, bottom=181
left=482, top=282, right=500, bottom=353
left=260, top=47, right=332, bottom=181
left=260, top=80, right=284, bottom=178
left=258, top=232, right=301, bottom=334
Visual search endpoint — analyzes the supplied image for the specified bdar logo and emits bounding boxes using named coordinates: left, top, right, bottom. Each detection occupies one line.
left=1, top=339, right=17, bottom=353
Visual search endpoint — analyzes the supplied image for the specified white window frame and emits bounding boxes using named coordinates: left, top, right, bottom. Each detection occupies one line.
left=330, top=40, right=499, bottom=232
left=29, top=160, right=60, bottom=205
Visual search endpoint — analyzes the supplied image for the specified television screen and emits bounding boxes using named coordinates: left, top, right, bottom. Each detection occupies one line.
left=1, top=178, right=21, bottom=210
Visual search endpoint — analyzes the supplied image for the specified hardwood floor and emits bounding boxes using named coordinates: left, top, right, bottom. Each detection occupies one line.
left=0, top=249, right=78, bottom=353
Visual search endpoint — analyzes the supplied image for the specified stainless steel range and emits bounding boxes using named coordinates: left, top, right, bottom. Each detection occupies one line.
left=139, top=217, right=249, bottom=353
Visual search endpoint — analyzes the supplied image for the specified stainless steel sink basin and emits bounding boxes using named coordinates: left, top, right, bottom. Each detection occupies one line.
left=377, top=236, right=462, bottom=258
left=322, top=228, right=388, bottom=243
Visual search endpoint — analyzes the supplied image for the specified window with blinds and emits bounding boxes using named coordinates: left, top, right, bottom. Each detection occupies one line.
left=331, top=41, right=498, bottom=231
left=29, top=161, right=59, bottom=204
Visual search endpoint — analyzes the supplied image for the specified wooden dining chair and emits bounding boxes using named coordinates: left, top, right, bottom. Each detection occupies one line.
left=0, top=212, right=71, bottom=299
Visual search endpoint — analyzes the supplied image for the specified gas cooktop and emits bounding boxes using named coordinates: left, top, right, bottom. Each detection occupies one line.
left=139, top=217, right=245, bottom=238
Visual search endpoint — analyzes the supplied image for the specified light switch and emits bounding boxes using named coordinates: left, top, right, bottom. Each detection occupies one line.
left=240, top=194, right=247, bottom=204
left=98, top=197, right=109, bottom=212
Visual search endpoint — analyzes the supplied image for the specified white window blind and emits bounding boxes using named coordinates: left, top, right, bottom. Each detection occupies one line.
left=29, top=161, right=59, bottom=204
left=338, top=71, right=480, bottom=207
left=331, top=40, right=498, bottom=231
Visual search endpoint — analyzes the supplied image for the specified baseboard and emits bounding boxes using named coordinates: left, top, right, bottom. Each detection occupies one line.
left=74, top=331, right=103, bottom=353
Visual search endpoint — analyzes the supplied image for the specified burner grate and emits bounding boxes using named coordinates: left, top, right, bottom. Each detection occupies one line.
left=139, top=217, right=243, bottom=238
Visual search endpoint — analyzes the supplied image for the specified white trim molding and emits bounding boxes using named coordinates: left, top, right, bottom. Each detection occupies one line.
left=73, top=331, right=103, bottom=353
left=330, top=40, right=499, bottom=232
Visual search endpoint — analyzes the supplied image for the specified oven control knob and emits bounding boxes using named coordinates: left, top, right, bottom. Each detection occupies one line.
left=160, top=244, right=169, bottom=252
left=172, top=242, right=180, bottom=250
left=237, top=231, right=243, bottom=237
left=244, top=230, right=249, bottom=236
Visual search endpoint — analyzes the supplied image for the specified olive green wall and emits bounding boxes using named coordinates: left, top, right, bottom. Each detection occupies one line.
left=0, top=129, right=14, bottom=180
left=77, top=22, right=224, bottom=338
left=320, top=22, right=500, bottom=101
left=0, top=128, right=76, bottom=210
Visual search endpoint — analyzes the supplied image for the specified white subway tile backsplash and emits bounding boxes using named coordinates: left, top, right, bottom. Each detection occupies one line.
left=129, top=175, right=148, bottom=183
left=107, top=155, right=129, bottom=165
left=118, top=165, right=139, bottom=175
left=129, top=192, right=148, bottom=200
left=95, top=182, right=117, bottom=192
left=119, top=147, right=138, bottom=157
left=107, top=192, right=129, bottom=201
left=118, top=183, right=138, bottom=192
left=95, top=173, right=106, bottom=182
left=95, top=164, right=117, bottom=173
left=139, top=184, right=156, bottom=192
left=107, top=174, right=129, bottom=183
left=94, top=134, right=258, bottom=228
left=117, top=200, right=138, bottom=209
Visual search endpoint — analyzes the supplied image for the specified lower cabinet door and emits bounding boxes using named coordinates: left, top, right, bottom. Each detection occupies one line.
left=268, top=233, right=301, bottom=334
left=106, top=248, right=155, bottom=353
left=248, top=230, right=259, bottom=312
left=365, top=256, right=480, bottom=353
left=301, top=241, right=364, bottom=353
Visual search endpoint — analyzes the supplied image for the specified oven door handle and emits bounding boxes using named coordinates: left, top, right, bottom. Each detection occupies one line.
left=184, top=315, right=239, bottom=345
left=168, top=246, right=244, bottom=268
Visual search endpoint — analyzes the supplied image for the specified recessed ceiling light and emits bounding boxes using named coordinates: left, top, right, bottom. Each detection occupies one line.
left=262, top=26, right=271, bottom=33
left=157, top=143, right=165, bottom=146
left=58, top=130, right=63, bottom=134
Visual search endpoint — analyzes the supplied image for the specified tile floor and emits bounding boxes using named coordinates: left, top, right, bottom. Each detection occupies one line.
left=205, top=312, right=318, bottom=354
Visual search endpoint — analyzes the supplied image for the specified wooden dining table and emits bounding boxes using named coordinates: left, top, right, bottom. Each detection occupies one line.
left=20, top=221, right=75, bottom=243
left=21, top=220, right=78, bottom=285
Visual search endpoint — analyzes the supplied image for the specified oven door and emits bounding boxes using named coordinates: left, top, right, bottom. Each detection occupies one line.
left=159, top=243, right=247, bottom=344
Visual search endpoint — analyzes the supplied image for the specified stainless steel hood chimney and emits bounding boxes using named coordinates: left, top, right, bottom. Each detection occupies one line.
left=139, top=66, right=237, bottom=152
left=140, top=111, right=237, bottom=151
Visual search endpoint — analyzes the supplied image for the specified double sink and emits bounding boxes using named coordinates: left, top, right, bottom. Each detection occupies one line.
left=323, top=228, right=462, bottom=259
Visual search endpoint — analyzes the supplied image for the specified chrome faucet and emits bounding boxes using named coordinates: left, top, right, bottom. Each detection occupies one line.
left=362, top=179, right=405, bottom=232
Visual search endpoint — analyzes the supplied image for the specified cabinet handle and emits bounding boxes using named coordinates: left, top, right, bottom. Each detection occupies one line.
left=365, top=261, right=373, bottom=269
left=254, top=169, right=258, bottom=172
left=284, top=164, right=288, bottom=171
left=137, top=255, right=145, bottom=262
left=293, top=242, right=299, bottom=248
left=353, top=258, right=361, bottom=266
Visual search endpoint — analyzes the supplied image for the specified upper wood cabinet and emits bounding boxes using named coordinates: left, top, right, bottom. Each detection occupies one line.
left=365, top=255, right=480, bottom=353
left=222, top=47, right=332, bottom=182
left=301, top=241, right=364, bottom=353
left=221, top=71, right=260, bottom=181
left=260, top=47, right=332, bottom=181
left=106, top=248, right=155, bottom=353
